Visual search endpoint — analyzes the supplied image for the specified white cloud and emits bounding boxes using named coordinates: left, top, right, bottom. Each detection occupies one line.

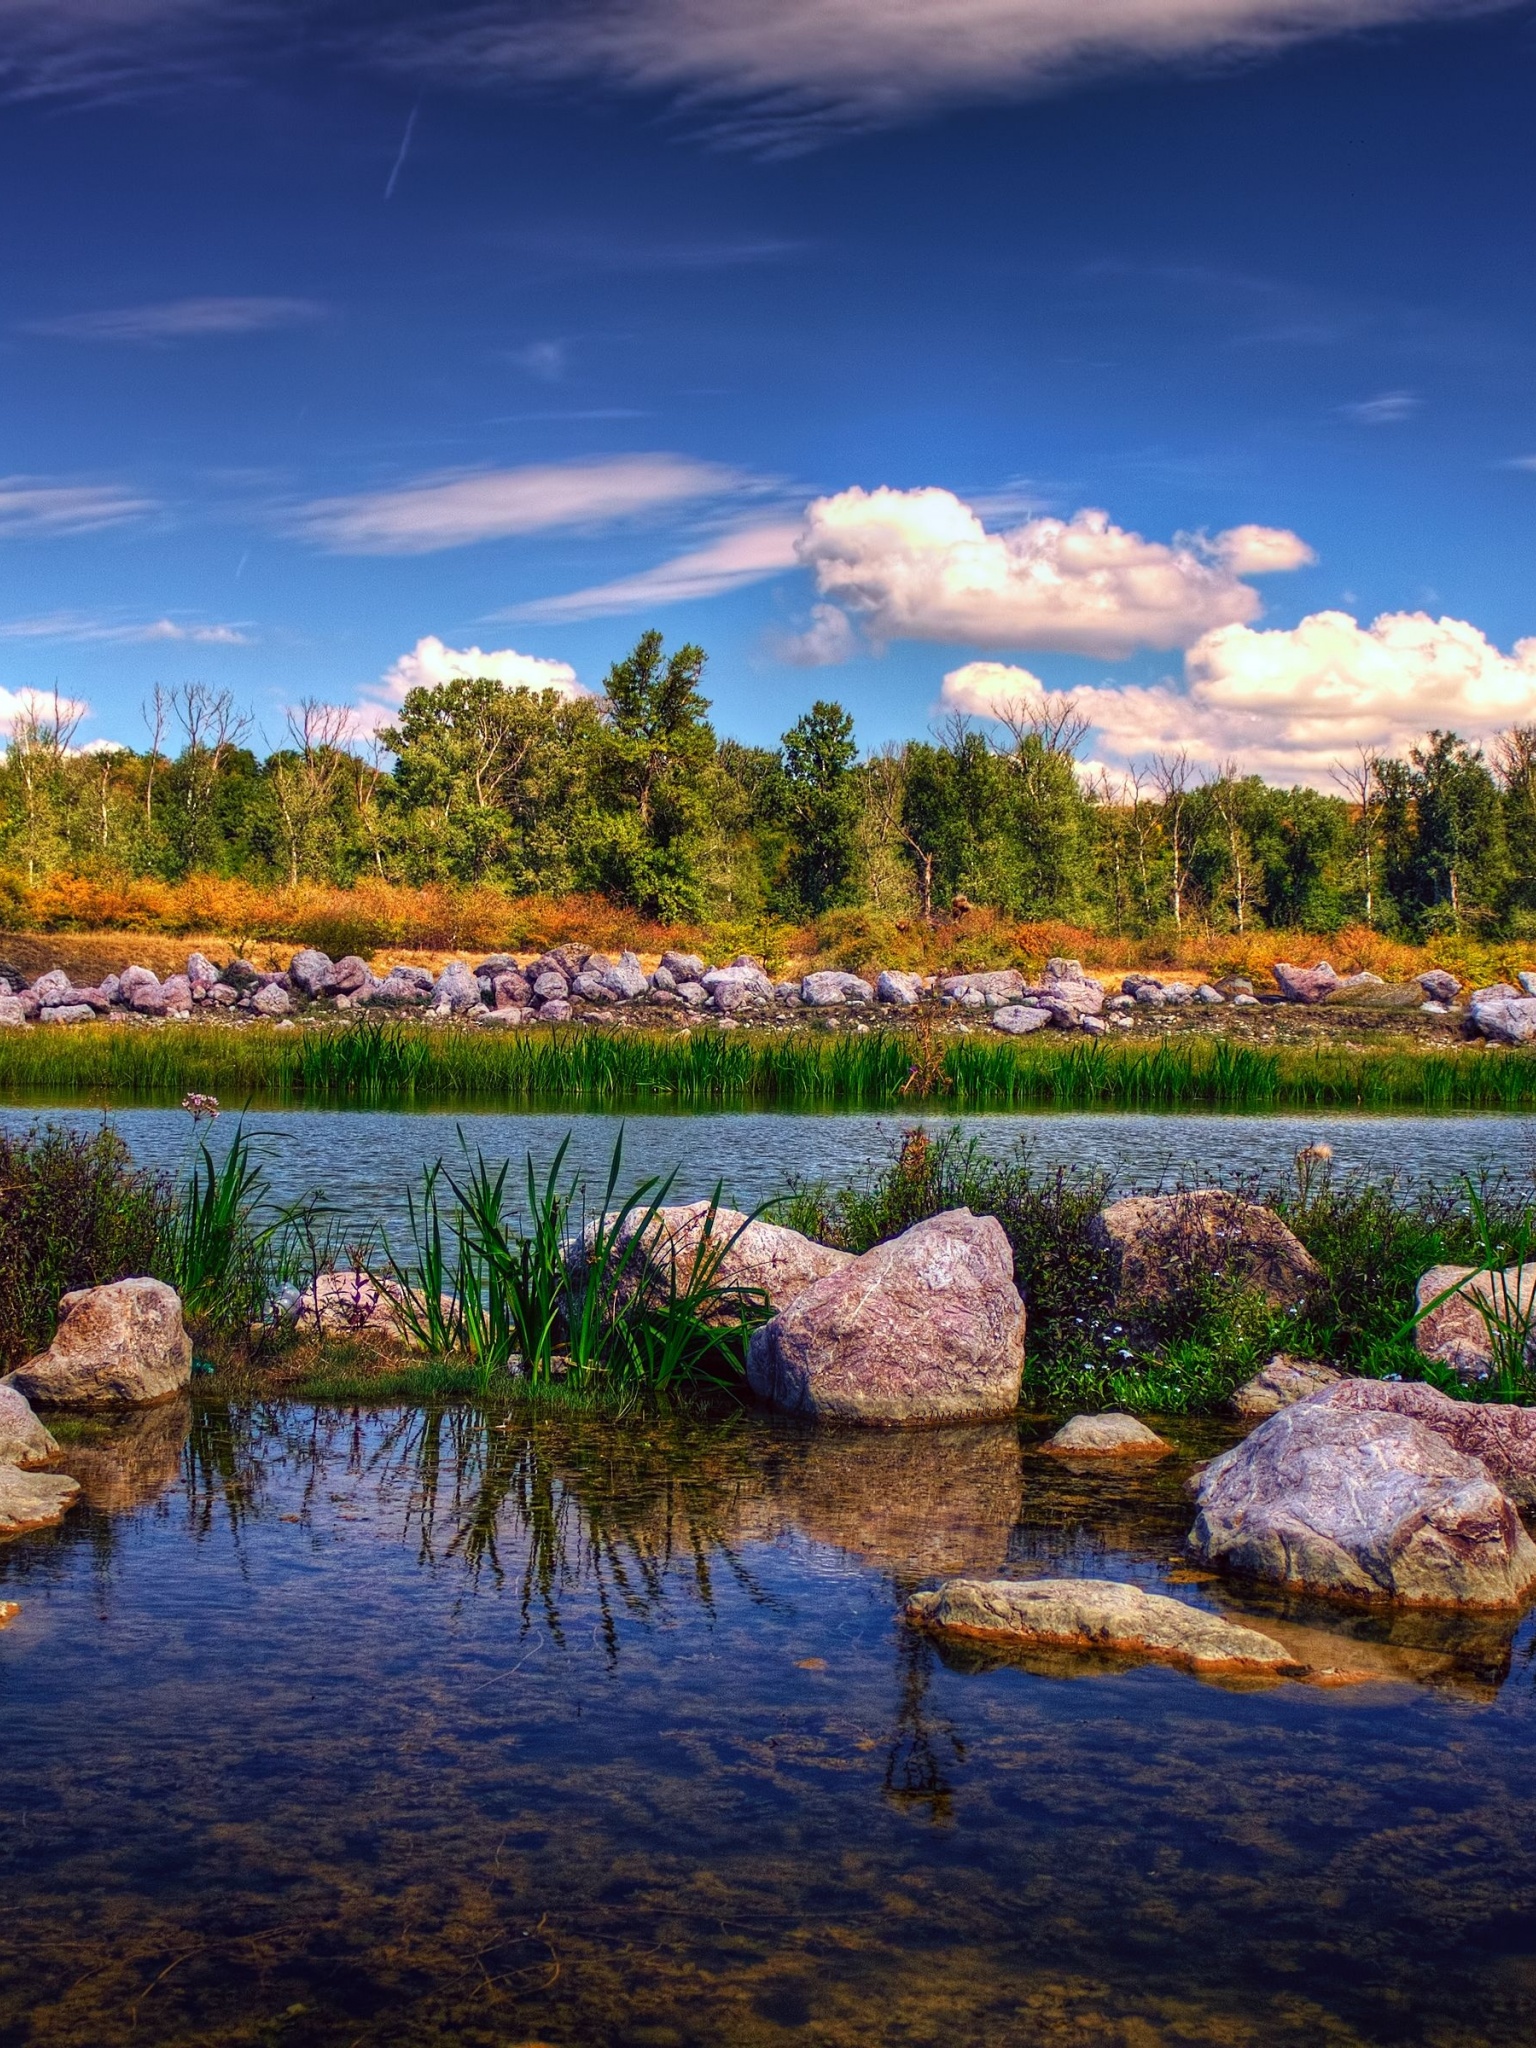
left=984, top=611, right=1536, bottom=784
left=0, top=611, right=250, bottom=644
left=940, top=659, right=1050, bottom=718
left=1340, top=389, right=1419, bottom=424
left=294, top=454, right=745, bottom=555
left=0, top=476, right=156, bottom=537
left=775, top=601, right=863, bottom=668
left=0, top=684, right=90, bottom=735
left=509, top=521, right=800, bottom=621
left=402, top=1, right=1510, bottom=145
left=24, top=296, right=323, bottom=342
left=796, top=487, right=1311, bottom=659
left=373, top=635, right=584, bottom=710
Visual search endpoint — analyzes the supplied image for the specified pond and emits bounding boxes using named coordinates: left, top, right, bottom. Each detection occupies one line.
left=1, top=1102, right=1534, bottom=1232
left=6, top=1398, right=1536, bottom=2046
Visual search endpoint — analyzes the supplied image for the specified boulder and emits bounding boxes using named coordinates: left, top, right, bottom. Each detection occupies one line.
left=704, top=962, right=774, bottom=1004
left=675, top=981, right=709, bottom=1010
left=1091, top=1189, right=1321, bottom=1319
left=992, top=1004, right=1052, bottom=1036
left=877, top=970, right=923, bottom=1006
left=746, top=1208, right=1025, bottom=1426
left=0, top=995, right=26, bottom=1028
left=430, top=961, right=484, bottom=1014
left=219, top=959, right=261, bottom=992
left=578, top=1203, right=854, bottom=1320
left=64, top=987, right=111, bottom=1013
left=205, top=983, right=238, bottom=1007
left=1416, top=1260, right=1536, bottom=1381
left=1472, top=982, right=1523, bottom=1003
left=1418, top=969, right=1462, bottom=1003
left=287, top=948, right=335, bottom=996
left=1196, top=985, right=1225, bottom=1004
left=30, top=968, right=73, bottom=1004
left=1042, top=1412, right=1170, bottom=1456
left=532, top=969, right=570, bottom=1003
left=0, top=1467, right=81, bottom=1537
left=251, top=983, right=291, bottom=1017
left=159, top=974, right=193, bottom=1014
left=0, top=1384, right=59, bottom=1468
left=285, top=1270, right=452, bottom=1347
left=363, top=971, right=428, bottom=1007
left=2, top=1279, right=191, bottom=1409
left=660, top=950, right=706, bottom=981
left=493, top=970, right=532, bottom=1009
left=1188, top=1397, right=1536, bottom=1607
left=1273, top=961, right=1340, bottom=1004
left=905, top=1577, right=1303, bottom=1678
left=1471, top=996, right=1536, bottom=1045
left=801, top=970, right=874, bottom=1007
left=40, top=1004, right=98, bottom=1025
left=185, top=952, right=221, bottom=988
left=1312, top=1377, right=1536, bottom=1508
left=328, top=955, right=375, bottom=995
left=939, top=969, right=1025, bottom=1007
left=1521, top=971, right=1536, bottom=998
left=538, top=999, right=572, bottom=1022
left=650, top=964, right=677, bottom=994
left=1229, top=1354, right=1344, bottom=1418
left=600, top=950, right=648, bottom=1000
left=1321, top=971, right=1387, bottom=1003
left=571, top=971, right=618, bottom=1002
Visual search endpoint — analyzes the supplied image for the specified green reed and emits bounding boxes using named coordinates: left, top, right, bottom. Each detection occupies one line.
left=1, top=1015, right=1533, bottom=1112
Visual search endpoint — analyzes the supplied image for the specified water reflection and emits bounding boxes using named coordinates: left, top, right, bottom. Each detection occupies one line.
left=6, top=1400, right=1536, bottom=2046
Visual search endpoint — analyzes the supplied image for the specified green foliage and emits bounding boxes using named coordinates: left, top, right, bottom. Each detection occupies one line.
left=780, top=700, right=861, bottom=915
left=588, top=631, right=717, bottom=921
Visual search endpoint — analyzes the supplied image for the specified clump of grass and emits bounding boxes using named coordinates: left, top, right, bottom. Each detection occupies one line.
left=0, top=1122, right=173, bottom=1367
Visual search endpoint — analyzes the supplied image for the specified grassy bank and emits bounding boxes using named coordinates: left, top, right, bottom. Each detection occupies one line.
left=0, top=1016, right=1533, bottom=1112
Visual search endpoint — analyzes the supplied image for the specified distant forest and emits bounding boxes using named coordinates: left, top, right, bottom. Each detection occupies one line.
left=9, top=631, right=1536, bottom=940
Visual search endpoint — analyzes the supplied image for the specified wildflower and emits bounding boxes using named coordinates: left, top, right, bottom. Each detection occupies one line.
left=181, top=1092, right=220, bottom=1123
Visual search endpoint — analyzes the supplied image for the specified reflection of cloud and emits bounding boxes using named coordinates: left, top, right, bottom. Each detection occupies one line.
left=949, top=610, right=1536, bottom=785
left=0, top=475, right=156, bottom=536
left=1340, top=390, right=1419, bottom=425
left=0, top=612, right=250, bottom=645
left=509, top=521, right=800, bottom=621
left=24, top=296, right=324, bottom=342
left=798, top=486, right=1311, bottom=659
left=294, top=454, right=748, bottom=555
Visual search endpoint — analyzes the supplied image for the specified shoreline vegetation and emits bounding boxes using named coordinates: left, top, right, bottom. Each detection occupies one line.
left=4, top=1114, right=1535, bottom=1420
left=0, top=1016, right=1532, bottom=1111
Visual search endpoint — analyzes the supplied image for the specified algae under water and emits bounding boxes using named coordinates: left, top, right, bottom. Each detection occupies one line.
left=6, top=1400, right=1536, bottom=2046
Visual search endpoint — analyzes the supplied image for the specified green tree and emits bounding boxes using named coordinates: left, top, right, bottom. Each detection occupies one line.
left=1407, top=731, right=1508, bottom=933
left=780, top=700, right=860, bottom=915
left=588, top=632, right=716, bottom=920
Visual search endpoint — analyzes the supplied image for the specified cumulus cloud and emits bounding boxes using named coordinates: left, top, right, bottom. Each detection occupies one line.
left=373, top=635, right=584, bottom=710
left=295, top=454, right=745, bottom=555
left=0, top=475, right=157, bottom=537
left=775, top=601, right=863, bottom=668
left=796, top=487, right=1311, bottom=659
left=0, top=684, right=90, bottom=736
left=940, top=659, right=1051, bottom=717
left=399, top=1, right=1511, bottom=146
left=510, top=521, right=800, bottom=622
left=953, top=611, right=1536, bottom=784
left=24, top=296, right=324, bottom=343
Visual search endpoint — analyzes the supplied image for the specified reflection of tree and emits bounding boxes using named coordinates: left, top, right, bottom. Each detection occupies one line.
left=881, top=1625, right=965, bottom=1822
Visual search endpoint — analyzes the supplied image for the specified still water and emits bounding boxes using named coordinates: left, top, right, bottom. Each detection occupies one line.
left=6, top=1399, right=1536, bottom=2046
left=2, top=1103, right=1534, bottom=1234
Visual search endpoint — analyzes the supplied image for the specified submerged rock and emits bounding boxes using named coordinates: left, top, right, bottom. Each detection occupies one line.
left=4, top=1278, right=191, bottom=1409
left=0, top=1466, right=81, bottom=1537
left=1188, top=1395, right=1536, bottom=1608
left=1042, top=1412, right=1170, bottom=1456
left=905, top=1576, right=1303, bottom=1677
left=746, top=1208, right=1025, bottom=1426
left=1228, top=1355, right=1345, bottom=1418
left=0, top=1384, right=59, bottom=1468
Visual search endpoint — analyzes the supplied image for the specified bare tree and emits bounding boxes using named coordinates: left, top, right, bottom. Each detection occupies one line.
left=1204, top=759, right=1257, bottom=932
left=1331, top=744, right=1382, bottom=926
left=7, top=688, right=82, bottom=883
left=1150, top=750, right=1192, bottom=931
left=141, top=683, right=167, bottom=833
left=1493, top=724, right=1536, bottom=799
left=169, top=683, right=252, bottom=860
left=858, top=742, right=914, bottom=913
left=991, top=690, right=1090, bottom=761
left=269, top=700, right=354, bottom=886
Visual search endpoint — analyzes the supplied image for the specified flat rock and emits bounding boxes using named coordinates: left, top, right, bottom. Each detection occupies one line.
left=905, top=1576, right=1302, bottom=1677
left=1091, top=1189, right=1321, bottom=1317
left=0, top=1385, right=60, bottom=1468
left=747, top=1208, right=1025, bottom=1427
left=992, top=1004, right=1051, bottom=1036
left=1042, top=1412, right=1170, bottom=1456
left=1229, top=1354, right=1345, bottom=1418
left=0, top=1466, right=81, bottom=1536
left=1416, top=1260, right=1536, bottom=1381
left=1188, top=1396, right=1536, bottom=1608
left=4, top=1278, right=191, bottom=1408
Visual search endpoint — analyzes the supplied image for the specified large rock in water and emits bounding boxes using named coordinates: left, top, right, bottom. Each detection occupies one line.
left=3, top=1279, right=191, bottom=1409
left=1308, top=1378, right=1536, bottom=1510
left=0, top=1385, right=60, bottom=1468
left=580, top=1203, right=852, bottom=1321
left=1415, top=1260, right=1536, bottom=1381
left=0, top=1467, right=80, bottom=1536
left=1091, top=1189, right=1320, bottom=1319
left=1187, top=1395, right=1536, bottom=1608
left=1042, top=1412, right=1170, bottom=1456
left=905, top=1577, right=1304, bottom=1678
left=746, top=1209, right=1025, bottom=1426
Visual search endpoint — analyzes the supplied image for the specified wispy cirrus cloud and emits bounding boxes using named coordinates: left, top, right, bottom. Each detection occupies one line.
left=0, top=611, right=250, bottom=644
left=24, top=295, right=325, bottom=343
left=1340, top=389, right=1420, bottom=424
left=507, top=520, right=801, bottom=621
left=0, top=476, right=157, bottom=537
left=292, top=453, right=755, bottom=555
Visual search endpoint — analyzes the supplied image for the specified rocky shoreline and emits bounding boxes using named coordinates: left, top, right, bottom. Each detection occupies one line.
left=3, top=942, right=1535, bottom=1045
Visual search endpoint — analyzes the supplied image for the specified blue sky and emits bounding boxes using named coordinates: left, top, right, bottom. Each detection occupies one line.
left=2, top=0, right=1534, bottom=782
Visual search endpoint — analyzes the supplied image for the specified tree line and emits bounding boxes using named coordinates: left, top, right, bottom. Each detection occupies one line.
left=6, top=631, right=1535, bottom=938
